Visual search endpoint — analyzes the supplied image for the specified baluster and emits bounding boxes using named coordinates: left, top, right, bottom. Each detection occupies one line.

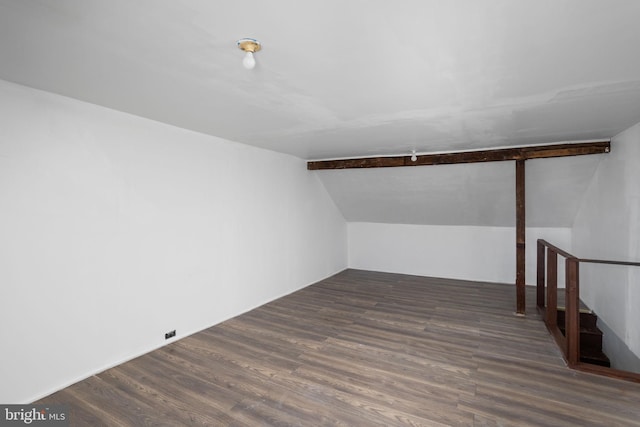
left=537, top=240, right=546, bottom=310
left=565, top=258, right=580, bottom=366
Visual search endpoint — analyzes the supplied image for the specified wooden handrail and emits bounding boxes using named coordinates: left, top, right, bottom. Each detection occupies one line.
left=537, top=239, right=577, bottom=260
left=536, top=239, right=640, bottom=383
left=578, top=258, right=640, bottom=267
left=538, top=239, right=640, bottom=266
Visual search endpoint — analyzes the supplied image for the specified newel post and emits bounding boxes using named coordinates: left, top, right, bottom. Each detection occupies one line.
left=545, top=249, right=558, bottom=330
left=565, top=258, right=580, bottom=366
left=536, top=240, right=545, bottom=310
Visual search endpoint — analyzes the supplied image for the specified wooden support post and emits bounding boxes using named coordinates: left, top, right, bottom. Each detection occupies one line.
left=546, top=249, right=558, bottom=330
left=536, top=240, right=545, bottom=310
left=516, top=160, right=526, bottom=315
left=565, top=258, right=581, bottom=366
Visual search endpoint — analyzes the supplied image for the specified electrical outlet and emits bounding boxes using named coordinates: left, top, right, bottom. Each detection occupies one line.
left=165, top=330, right=176, bottom=340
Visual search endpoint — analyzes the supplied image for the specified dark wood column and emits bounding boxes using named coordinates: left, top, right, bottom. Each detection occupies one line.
left=516, top=160, right=526, bottom=315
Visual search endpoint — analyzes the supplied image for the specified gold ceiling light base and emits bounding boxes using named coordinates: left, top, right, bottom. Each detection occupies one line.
left=237, top=38, right=261, bottom=54
left=237, top=38, right=261, bottom=70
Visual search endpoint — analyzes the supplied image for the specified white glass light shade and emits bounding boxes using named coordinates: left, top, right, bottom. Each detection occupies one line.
left=242, top=52, right=256, bottom=69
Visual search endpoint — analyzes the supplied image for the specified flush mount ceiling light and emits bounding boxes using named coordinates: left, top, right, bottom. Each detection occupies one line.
left=237, top=38, right=261, bottom=70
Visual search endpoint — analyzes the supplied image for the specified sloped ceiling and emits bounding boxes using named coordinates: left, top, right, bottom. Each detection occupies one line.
left=318, top=155, right=604, bottom=227
left=0, top=0, right=638, bottom=226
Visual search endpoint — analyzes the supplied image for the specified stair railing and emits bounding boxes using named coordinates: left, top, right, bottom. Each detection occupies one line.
left=536, top=239, right=640, bottom=382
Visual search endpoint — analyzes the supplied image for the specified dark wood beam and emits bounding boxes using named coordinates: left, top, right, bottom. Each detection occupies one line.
left=515, top=160, right=526, bottom=315
left=307, top=140, right=610, bottom=170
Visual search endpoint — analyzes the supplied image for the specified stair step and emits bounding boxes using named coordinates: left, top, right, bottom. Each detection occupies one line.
left=556, top=305, right=592, bottom=314
left=558, top=325, right=604, bottom=349
left=580, top=347, right=611, bottom=367
left=556, top=308, right=598, bottom=329
left=558, top=325, right=602, bottom=335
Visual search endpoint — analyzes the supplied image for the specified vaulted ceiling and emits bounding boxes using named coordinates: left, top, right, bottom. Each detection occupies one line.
left=1, top=0, right=638, bottom=226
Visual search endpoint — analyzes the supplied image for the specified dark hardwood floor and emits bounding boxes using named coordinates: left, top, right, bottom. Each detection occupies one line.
left=37, top=270, right=640, bottom=426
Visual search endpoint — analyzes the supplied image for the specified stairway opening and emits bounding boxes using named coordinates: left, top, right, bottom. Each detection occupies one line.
left=556, top=307, right=610, bottom=367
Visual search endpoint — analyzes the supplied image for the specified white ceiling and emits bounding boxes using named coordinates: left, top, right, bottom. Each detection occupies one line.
left=0, top=0, right=637, bottom=227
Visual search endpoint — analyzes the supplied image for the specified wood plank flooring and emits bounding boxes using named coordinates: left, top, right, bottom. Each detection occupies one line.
left=36, top=270, right=640, bottom=426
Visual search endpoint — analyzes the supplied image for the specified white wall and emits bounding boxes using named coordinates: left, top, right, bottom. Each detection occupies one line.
left=0, top=80, right=347, bottom=403
left=348, top=222, right=570, bottom=286
left=572, top=121, right=640, bottom=371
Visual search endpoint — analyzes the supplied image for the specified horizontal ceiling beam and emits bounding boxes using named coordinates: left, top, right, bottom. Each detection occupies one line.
left=307, top=140, right=611, bottom=170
